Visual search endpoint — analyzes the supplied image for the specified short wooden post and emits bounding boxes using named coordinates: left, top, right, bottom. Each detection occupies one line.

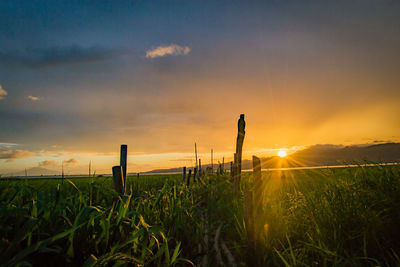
left=187, top=169, right=192, bottom=186
left=252, top=156, right=262, bottom=217
left=120, top=145, right=127, bottom=191
left=112, top=166, right=125, bottom=195
left=193, top=167, right=197, bottom=183
left=222, top=157, right=225, bottom=174
left=248, top=155, right=263, bottom=265
left=183, top=166, right=186, bottom=182
left=244, top=189, right=255, bottom=265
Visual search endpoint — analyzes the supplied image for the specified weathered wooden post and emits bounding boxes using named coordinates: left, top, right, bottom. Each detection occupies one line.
left=187, top=169, right=192, bottom=186
left=120, top=144, right=127, bottom=191
left=234, top=114, right=246, bottom=192
left=183, top=166, right=186, bottom=182
left=112, top=166, right=125, bottom=195
left=246, top=155, right=263, bottom=265
left=222, top=157, right=225, bottom=174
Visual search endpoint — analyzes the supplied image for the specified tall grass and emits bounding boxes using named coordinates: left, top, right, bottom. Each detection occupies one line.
left=238, top=166, right=400, bottom=266
left=0, top=166, right=399, bottom=266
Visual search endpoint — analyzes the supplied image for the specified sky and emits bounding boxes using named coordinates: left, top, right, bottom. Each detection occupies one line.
left=1, top=0, right=400, bottom=174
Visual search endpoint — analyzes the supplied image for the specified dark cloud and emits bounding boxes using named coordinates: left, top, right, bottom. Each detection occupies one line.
left=0, top=46, right=126, bottom=69
left=0, top=149, right=35, bottom=162
left=373, top=140, right=395, bottom=144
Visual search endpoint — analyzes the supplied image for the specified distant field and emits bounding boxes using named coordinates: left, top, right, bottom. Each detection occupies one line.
left=1, top=166, right=399, bottom=266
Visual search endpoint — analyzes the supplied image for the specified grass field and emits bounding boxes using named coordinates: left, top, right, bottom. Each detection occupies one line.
left=1, top=166, right=400, bottom=266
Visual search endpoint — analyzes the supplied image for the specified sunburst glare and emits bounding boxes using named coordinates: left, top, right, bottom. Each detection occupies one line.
left=278, top=150, right=287, bottom=158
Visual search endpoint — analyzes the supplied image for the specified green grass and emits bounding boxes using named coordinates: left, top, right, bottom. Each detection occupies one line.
left=1, top=166, right=400, bottom=266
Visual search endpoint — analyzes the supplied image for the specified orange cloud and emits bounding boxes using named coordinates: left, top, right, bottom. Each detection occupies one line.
left=146, top=44, right=190, bottom=58
left=0, top=150, right=35, bottom=162
left=27, top=95, right=40, bottom=101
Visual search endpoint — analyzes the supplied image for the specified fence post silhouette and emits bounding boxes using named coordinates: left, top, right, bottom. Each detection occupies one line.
left=112, top=166, right=125, bottom=195
left=244, top=187, right=255, bottom=264
left=187, top=169, right=192, bottom=186
left=247, top=155, right=263, bottom=265
left=183, top=166, right=186, bottom=182
left=120, top=145, right=127, bottom=192
left=234, top=114, right=246, bottom=192
left=252, top=156, right=262, bottom=223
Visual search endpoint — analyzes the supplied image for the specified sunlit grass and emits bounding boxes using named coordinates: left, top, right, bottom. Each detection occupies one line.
left=0, top=166, right=399, bottom=265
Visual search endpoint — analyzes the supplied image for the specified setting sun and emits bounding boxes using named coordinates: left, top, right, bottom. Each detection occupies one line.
left=278, top=150, right=287, bottom=158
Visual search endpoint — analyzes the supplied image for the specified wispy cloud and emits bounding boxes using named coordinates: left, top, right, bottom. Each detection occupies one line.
left=27, top=95, right=40, bottom=101
left=63, top=158, right=78, bottom=165
left=0, top=84, right=7, bottom=100
left=0, top=143, right=18, bottom=149
left=0, top=150, right=36, bottom=162
left=38, top=160, right=58, bottom=166
left=146, top=44, right=190, bottom=59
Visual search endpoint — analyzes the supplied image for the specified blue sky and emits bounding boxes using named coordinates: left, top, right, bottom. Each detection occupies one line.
left=1, top=0, right=400, bottom=174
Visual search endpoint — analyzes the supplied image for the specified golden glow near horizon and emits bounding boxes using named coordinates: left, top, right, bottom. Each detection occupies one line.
left=278, top=150, right=287, bottom=158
